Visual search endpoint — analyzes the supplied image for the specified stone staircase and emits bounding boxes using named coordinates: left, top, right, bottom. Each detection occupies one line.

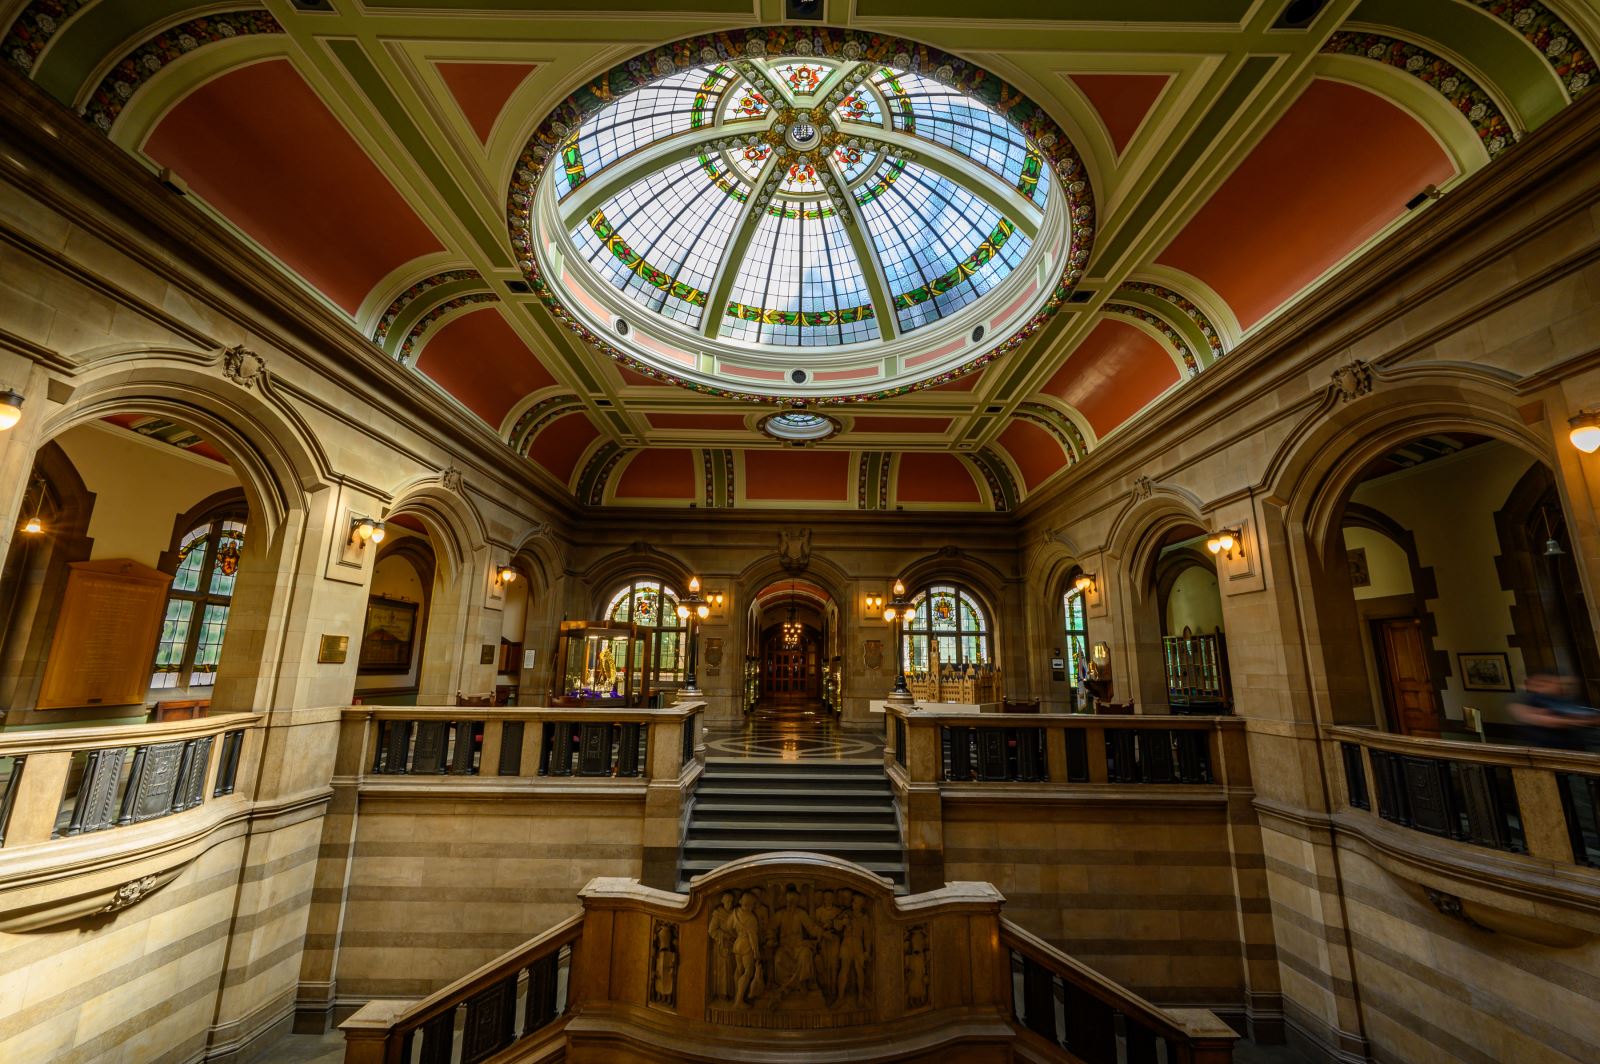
left=677, top=758, right=908, bottom=892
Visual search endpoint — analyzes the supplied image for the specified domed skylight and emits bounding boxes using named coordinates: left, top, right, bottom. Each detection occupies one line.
left=515, top=34, right=1088, bottom=401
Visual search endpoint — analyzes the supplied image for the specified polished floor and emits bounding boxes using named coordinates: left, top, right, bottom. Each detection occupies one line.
left=703, top=712, right=882, bottom=762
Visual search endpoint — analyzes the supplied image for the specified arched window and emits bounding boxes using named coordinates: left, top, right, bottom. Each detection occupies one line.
left=903, top=584, right=990, bottom=672
left=151, top=508, right=247, bottom=690
left=1062, top=586, right=1088, bottom=686
left=604, top=578, right=686, bottom=681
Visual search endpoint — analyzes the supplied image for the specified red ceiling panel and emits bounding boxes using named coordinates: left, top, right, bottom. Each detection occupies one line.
left=1042, top=319, right=1179, bottom=437
left=614, top=447, right=697, bottom=499
left=414, top=306, right=557, bottom=426
left=143, top=59, right=442, bottom=315
left=435, top=61, right=536, bottom=143
left=996, top=420, right=1069, bottom=492
left=743, top=450, right=851, bottom=501
left=1067, top=73, right=1171, bottom=155
left=525, top=410, right=599, bottom=487
left=1157, top=78, right=1456, bottom=330
left=850, top=416, right=953, bottom=434
left=646, top=413, right=750, bottom=431
left=896, top=452, right=981, bottom=504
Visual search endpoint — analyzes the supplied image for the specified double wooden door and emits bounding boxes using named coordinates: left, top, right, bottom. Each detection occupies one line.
left=761, top=631, right=819, bottom=703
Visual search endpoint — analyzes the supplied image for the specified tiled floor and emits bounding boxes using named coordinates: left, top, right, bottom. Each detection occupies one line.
left=703, top=717, right=883, bottom=761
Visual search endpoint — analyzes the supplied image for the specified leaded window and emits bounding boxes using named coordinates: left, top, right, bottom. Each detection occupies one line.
left=151, top=510, right=246, bottom=690
left=902, top=584, right=991, bottom=672
left=604, top=578, right=686, bottom=682
left=1063, top=587, right=1088, bottom=687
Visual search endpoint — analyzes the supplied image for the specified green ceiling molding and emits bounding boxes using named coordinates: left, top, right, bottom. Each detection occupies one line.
left=397, top=294, right=499, bottom=365
left=82, top=11, right=282, bottom=133
left=859, top=451, right=891, bottom=511
left=971, top=448, right=1020, bottom=511
left=1351, top=0, right=1564, bottom=127
left=703, top=448, right=735, bottom=508
left=1116, top=280, right=1226, bottom=362
left=577, top=441, right=630, bottom=504
left=1472, top=0, right=1595, bottom=99
left=327, top=38, right=510, bottom=266
left=1104, top=303, right=1200, bottom=378
left=507, top=25, right=1096, bottom=405
left=1014, top=402, right=1088, bottom=464
left=7, top=0, right=206, bottom=104
left=373, top=269, right=487, bottom=350
left=508, top=393, right=585, bottom=454
left=854, top=0, right=1252, bottom=20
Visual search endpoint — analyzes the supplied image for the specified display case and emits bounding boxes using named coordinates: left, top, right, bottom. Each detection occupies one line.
left=550, top=621, right=658, bottom=707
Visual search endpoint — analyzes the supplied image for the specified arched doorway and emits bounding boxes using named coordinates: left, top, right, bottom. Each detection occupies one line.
left=749, top=580, right=834, bottom=713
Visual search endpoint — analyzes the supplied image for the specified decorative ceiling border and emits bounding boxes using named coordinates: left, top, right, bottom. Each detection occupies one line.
left=1321, top=31, right=1518, bottom=157
left=3, top=1, right=92, bottom=75
left=373, top=268, right=483, bottom=346
left=1014, top=402, right=1088, bottom=463
left=857, top=451, right=891, bottom=510
left=505, top=24, right=1096, bottom=406
left=508, top=392, right=585, bottom=455
left=1103, top=302, right=1200, bottom=377
left=396, top=293, right=498, bottom=365
left=970, top=447, right=1020, bottom=512
left=82, top=10, right=283, bottom=133
left=1117, top=280, right=1226, bottom=361
left=1469, top=0, right=1594, bottom=99
left=702, top=447, right=736, bottom=507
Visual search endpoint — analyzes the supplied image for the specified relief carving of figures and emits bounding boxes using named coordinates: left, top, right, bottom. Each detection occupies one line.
left=706, top=879, right=877, bottom=1028
left=650, top=920, right=678, bottom=1008
left=904, top=925, right=929, bottom=1008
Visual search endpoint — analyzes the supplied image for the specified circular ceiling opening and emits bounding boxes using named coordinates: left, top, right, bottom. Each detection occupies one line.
left=509, top=29, right=1094, bottom=402
left=760, top=411, right=840, bottom=441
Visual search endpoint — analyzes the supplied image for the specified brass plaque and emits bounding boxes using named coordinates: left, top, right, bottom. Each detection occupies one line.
left=318, top=634, right=349, bottom=664
left=481, top=643, right=496, bottom=665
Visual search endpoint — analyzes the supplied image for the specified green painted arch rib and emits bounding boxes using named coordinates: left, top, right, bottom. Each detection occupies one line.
left=12, top=0, right=223, bottom=104
left=1350, top=0, right=1571, bottom=127
left=372, top=269, right=489, bottom=354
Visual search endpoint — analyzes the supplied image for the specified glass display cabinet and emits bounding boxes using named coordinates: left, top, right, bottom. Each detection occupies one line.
left=550, top=620, right=658, bottom=707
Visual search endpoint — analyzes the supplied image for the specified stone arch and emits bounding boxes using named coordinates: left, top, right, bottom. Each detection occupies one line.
left=1105, top=496, right=1212, bottom=712
left=733, top=554, right=853, bottom=696
left=1025, top=536, right=1090, bottom=710
left=582, top=544, right=695, bottom=616
left=1263, top=377, right=1556, bottom=732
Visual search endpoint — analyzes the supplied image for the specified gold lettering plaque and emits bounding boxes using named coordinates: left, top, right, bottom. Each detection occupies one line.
left=318, top=634, right=349, bottom=664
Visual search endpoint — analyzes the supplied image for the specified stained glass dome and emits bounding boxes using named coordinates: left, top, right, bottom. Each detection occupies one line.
left=516, top=34, right=1088, bottom=401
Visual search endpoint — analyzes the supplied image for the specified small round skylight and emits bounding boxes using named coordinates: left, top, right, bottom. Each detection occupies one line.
left=510, top=30, right=1093, bottom=401
left=760, top=411, right=839, bottom=441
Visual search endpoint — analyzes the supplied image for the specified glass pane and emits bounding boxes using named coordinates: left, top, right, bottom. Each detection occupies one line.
left=151, top=599, right=195, bottom=689
left=188, top=603, right=230, bottom=688
left=607, top=585, right=633, bottom=622
left=172, top=530, right=208, bottom=593
left=961, top=634, right=988, bottom=665
left=1064, top=589, right=1085, bottom=633
left=929, top=589, right=958, bottom=631
left=958, top=591, right=985, bottom=633
left=936, top=635, right=958, bottom=667
left=633, top=584, right=661, bottom=626
left=905, top=634, right=928, bottom=674
left=208, top=520, right=246, bottom=596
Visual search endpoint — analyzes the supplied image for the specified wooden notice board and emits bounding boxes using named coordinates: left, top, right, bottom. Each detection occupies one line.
left=37, top=559, right=172, bottom=710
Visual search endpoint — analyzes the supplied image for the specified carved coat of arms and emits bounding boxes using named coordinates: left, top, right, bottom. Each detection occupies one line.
left=863, top=639, right=883, bottom=671
left=778, top=528, right=812, bottom=573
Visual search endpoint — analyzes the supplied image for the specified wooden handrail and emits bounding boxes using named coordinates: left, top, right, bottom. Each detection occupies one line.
left=345, top=701, right=703, bottom=724
left=1001, top=918, right=1236, bottom=1060
left=892, top=708, right=1237, bottom=730
left=388, top=912, right=583, bottom=1039
left=0, top=710, right=261, bottom=756
left=1327, top=725, right=1598, bottom=774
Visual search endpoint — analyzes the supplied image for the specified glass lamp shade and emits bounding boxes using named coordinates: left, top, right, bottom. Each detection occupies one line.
left=21, top=516, right=42, bottom=535
left=676, top=604, right=690, bottom=620
left=0, top=390, right=22, bottom=430
left=696, top=604, right=710, bottom=620
left=1570, top=422, right=1600, bottom=453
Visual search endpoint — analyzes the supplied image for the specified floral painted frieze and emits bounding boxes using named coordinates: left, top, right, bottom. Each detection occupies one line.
left=1117, top=281, right=1226, bottom=361
left=1472, top=0, right=1594, bottom=99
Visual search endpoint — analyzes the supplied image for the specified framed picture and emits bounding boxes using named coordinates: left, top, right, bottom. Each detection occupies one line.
left=1458, top=651, right=1513, bottom=692
left=359, top=597, right=418, bottom=674
left=1347, top=547, right=1371, bottom=588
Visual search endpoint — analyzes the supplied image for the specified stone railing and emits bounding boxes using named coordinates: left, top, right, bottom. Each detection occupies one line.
left=341, top=912, right=581, bottom=1064
left=344, top=702, right=703, bottom=783
left=885, top=706, right=1245, bottom=788
left=1329, top=726, right=1600, bottom=867
left=340, top=851, right=1235, bottom=1063
left=0, top=712, right=261, bottom=931
left=1003, top=918, right=1237, bottom=1064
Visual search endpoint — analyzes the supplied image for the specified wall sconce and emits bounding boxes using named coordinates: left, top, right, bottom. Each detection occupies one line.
left=865, top=593, right=884, bottom=613
left=499, top=566, right=517, bottom=584
left=696, top=603, right=710, bottom=620
left=1206, top=529, right=1242, bottom=558
left=1073, top=572, right=1096, bottom=593
left=0, top=388, right=23, bottom=431
left=709, top=590, right=725, bottom=609
left=1569, top=410, right=1600, bottom=453
left=350, top=516, right=386, bottom=546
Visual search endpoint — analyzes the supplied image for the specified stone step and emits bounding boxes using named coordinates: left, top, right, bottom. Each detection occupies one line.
left=687, top=821, right=903, bottom=839
left=690, top=802, right=898, bottom=820
left=694, top=778, right=892, bottom=795
left=682, top=837, right=903, bottom=855
left=678, top=855, right=907, bottom=880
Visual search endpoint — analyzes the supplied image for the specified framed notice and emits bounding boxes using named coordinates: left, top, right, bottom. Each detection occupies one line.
left=37, top=559, right=171, bottom=709
left=358, top=597, right=418, bottom=674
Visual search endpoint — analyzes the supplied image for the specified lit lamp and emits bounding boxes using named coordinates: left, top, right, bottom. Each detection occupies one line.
left=499, top=566, right=517, bottom=584
left=680, top=575, right=707, bottom=696
left=1205, top=528, right=1242, bottom=559
left=1073, top=572, right=1096, bottom=594
left=1569, top=411, right=1600, bottom=453
left=865, top=593, right=884, bottom=613
left=18, top=476, right=44, bottom=535
left=885, top=578, right=914, bottom=706
left=0, top=389, right=23, bottom=431
left=351, top=517, right=385, bottom=546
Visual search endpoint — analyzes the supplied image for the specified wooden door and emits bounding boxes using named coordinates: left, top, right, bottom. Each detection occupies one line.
left=1374, top=618, right=1442, bottom=737
left=761, top=631, right=819, bottom=704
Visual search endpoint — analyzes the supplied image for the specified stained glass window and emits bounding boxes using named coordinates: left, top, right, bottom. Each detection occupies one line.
left=902, top=584, right=990, bottom=673
left=543, top=54, right=1054, bottom=356
left=151, top=507, right=247, bottom=690
left=603, top=578, right=687, bottom=681
left=1063, top=587, right=1088, bottom=689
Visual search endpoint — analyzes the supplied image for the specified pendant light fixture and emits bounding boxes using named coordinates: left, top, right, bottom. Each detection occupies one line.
left=1541, top=507, right=1565, bottom=557
left=19, top=477, right=45, bottom=535
left=783, top=582, right=801, bottom=648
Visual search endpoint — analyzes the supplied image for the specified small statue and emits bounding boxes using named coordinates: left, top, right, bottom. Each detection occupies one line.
left=905, top=925, right=929, bottom=1008
left=597, top=643, right=617, bottom=690
left=651, top=922, right=678, bottom=1007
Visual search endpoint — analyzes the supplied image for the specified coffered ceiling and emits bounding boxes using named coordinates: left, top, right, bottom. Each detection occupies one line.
left=4, top=0, right=1593, bottom=511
